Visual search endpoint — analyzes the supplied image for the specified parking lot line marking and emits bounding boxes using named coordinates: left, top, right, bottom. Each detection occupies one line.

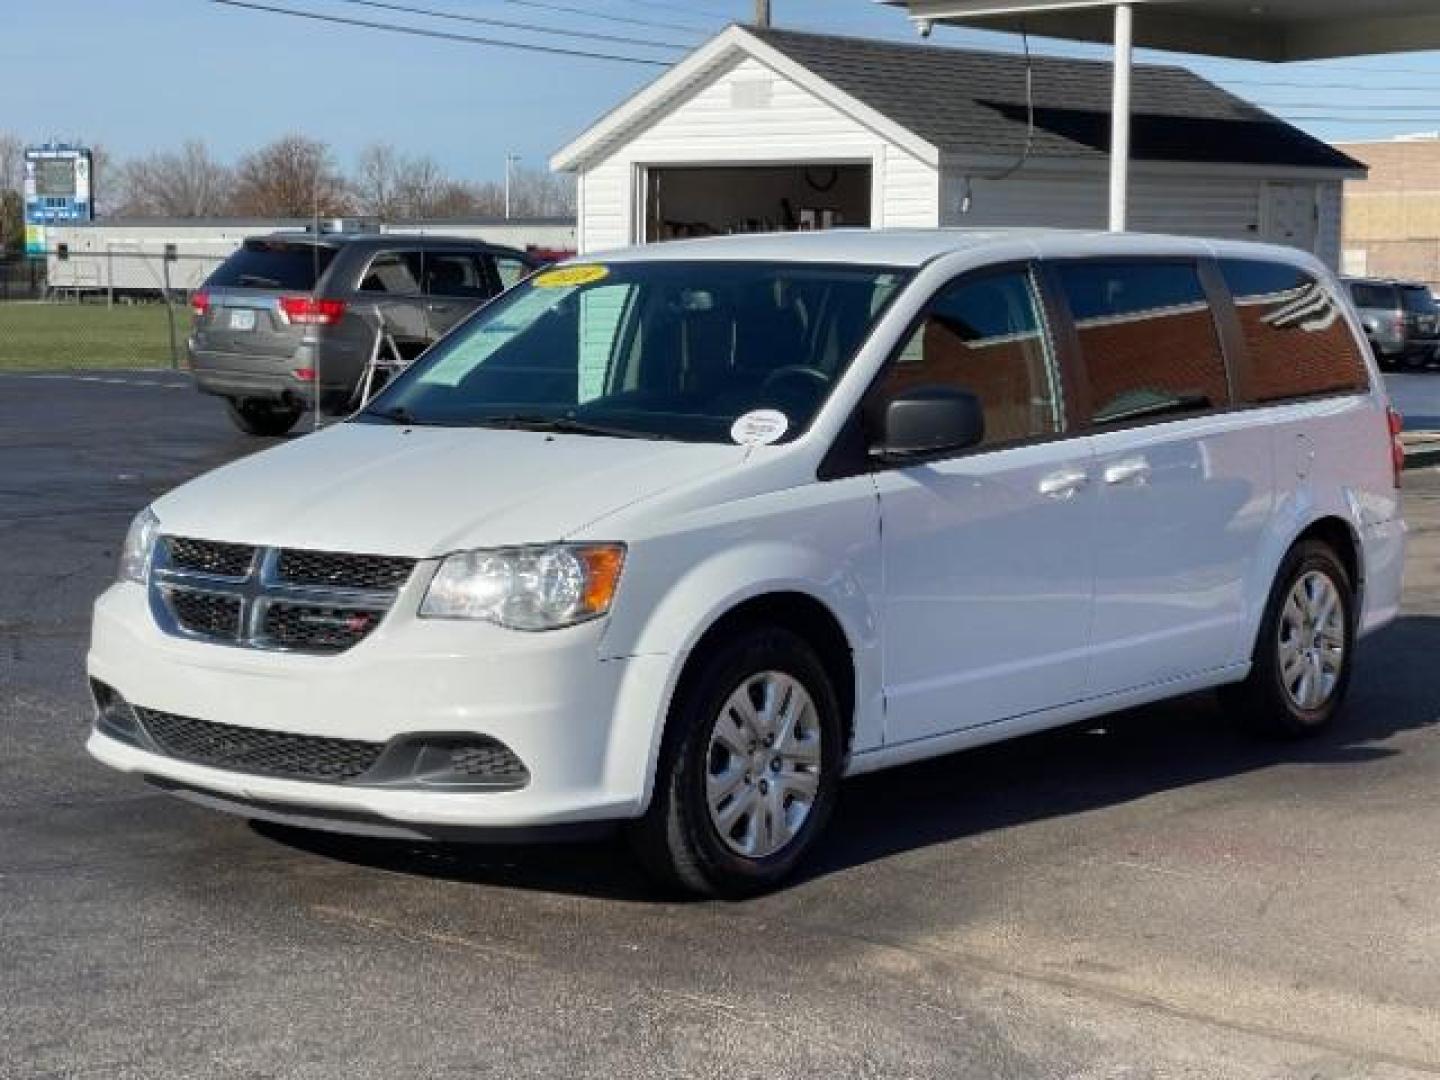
left=308, top=904, right=541, bottom=967
left=0, top=371, right=190, bottom=389
left=800, top=918, right=1440, bottom=1075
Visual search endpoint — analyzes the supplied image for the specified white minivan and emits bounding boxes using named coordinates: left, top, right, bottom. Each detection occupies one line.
left=88, top=230, right=1407, bottom=896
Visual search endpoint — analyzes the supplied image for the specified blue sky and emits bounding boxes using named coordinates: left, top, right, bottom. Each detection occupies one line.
left=5, top=0, right=1440, bottom=182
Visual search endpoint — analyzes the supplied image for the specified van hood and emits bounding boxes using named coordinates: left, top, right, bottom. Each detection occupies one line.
left=152, top=422, right=749, bottom=556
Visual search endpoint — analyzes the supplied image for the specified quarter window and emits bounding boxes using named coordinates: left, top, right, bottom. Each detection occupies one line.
left=1058, top=261, right=1229, bottom=426
left=876, top=270, right=1061, bottom=446
left=1221, top=260, right=1369, bottom=402
left=494, top=256, right=531, bottom=290
left=359, top=251, right=423, bottom=295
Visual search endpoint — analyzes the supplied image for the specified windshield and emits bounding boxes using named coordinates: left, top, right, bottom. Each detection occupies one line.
left=357, top=260, right=909, bottom=443
left=1401, top=286, right=1437, bottom=314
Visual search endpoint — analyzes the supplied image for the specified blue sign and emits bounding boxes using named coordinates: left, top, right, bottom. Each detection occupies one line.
left=23, top=145, right=93, bottom=256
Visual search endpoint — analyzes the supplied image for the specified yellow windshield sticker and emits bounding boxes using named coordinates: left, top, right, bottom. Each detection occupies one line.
left=533, top=264, right=609, bottom=289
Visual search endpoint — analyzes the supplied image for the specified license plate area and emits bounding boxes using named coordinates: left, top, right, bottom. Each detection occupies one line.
left=228, top=308, right=257, bottom=331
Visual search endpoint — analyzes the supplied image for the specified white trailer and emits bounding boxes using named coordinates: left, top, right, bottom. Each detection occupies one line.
left=44, top=217, right=577, bottom=298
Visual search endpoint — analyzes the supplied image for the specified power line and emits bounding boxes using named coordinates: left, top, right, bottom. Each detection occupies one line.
left=209, top=0, right=673, bottom=64
left=327, top=0, right=692, bottom=49
left=497, top=0, right=709, bottom=35
left=624, top=0, right=736, bottom=26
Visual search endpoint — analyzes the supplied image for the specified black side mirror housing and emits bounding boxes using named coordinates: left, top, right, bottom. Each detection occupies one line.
left=871, top=385, right=985, bottom=463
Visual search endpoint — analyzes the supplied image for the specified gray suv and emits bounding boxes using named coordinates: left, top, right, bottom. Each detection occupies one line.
left=189, top=233, right=539, bottom=435
left=1344, top=277, right=1440, bottom=370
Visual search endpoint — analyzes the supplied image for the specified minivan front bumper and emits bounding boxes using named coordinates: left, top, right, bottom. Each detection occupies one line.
left=86, top=582, right=672, bottom=832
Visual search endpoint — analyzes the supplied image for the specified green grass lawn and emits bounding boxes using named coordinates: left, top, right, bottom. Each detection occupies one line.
left=0, top=301, right=183, bottom=371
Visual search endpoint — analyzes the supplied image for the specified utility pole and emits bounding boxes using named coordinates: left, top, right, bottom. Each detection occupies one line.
left=754, top=0, right=770, bottom=27
left=504, top=153, right=521, bottom=219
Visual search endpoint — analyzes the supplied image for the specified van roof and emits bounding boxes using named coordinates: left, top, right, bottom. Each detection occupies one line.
left=589, top=228, right=1325, bottom=272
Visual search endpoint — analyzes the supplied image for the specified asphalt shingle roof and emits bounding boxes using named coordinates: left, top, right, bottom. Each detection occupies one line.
left=749, top=26, right=1361, bottom=172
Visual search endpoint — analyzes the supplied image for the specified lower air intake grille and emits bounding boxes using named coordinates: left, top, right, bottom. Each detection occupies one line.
left=449, top=741, right=529, bottom=783
left=134, top=708, right=384, bottom=783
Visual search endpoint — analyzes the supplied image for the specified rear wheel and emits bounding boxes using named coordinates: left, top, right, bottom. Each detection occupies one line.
left=1221, top=539, right=1355, bottom=738
left=224, top=397, right=303, bottom=437
left=629, top=627, right=843, bottom=898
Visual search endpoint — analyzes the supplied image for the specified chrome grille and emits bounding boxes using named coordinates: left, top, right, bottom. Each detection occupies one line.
left=133, top=707, right=383, bottom=782
left=262, top=602, right=381, bottom=652
left=150, top=539, right=414, bottom=654
left=276, top=550, right=416, bottom=590
left=168, top=591, right=243, bottom=638
left=165, top=537, right=256, bottom=577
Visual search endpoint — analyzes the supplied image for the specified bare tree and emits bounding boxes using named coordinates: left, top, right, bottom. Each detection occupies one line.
left=231, top=134, right=349, bottom=217
left=505, top=166, right=576, bottom=218
left=354, top=143, right=456, bottom=220
left=0, top=133, right=23, bottom=195
left=0, top=133, right=22, bottom=251
left=115, top=140, right=233, bottom=217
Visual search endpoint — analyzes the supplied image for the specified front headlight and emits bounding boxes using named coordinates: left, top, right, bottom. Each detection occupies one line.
left=118, top=506, right=161, bottom=584
left=419, top=543, right=625, bottom=630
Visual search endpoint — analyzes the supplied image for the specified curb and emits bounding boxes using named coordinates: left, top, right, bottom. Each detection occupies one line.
left=1403, top=431, right=1440, bottom=471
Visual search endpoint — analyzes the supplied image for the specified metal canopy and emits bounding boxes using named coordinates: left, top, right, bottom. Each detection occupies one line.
left=883, top=0, right=1440, bottom=234
left=882, top=1, right=1440, bottom=62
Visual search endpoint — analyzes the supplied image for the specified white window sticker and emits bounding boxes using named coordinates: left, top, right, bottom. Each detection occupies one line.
left=730, top=409, right=789, bottom=446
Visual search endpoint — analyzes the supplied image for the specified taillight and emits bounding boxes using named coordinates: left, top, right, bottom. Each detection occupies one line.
left=1388, top=405, right=1405, bottom=487
left=190, top=290, right=210, bottom=317
left=278, top=296, right=346, bottom=326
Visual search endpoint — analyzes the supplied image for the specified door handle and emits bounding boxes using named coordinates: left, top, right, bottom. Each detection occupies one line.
left=1103, top=458, right=1152, bottom=486
left=1038, top=468, right=1090, bottom=499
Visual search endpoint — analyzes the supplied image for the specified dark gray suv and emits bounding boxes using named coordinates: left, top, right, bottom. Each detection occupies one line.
left=1344, top=277, right=1440, bottom=370
left=189, top=233, right=539, bottom=435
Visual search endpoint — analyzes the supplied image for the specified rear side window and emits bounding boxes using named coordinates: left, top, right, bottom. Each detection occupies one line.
left=1401, top=285, right=1437, bottom=314
left=1057, top=261, right=1229, bottom=426
left=207, top=240, right=336, bottom=290
left=1348, top=282, right=1396, bottom=309
left=877, top=269, right=1061, bottom=446
left=423, top=253, right=493, bottom=299
left=1221, top=260, right=1369, bottom=403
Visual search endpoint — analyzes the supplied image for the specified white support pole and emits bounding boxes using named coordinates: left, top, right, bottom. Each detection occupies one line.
left=1109, top=2, right=1133, bottom=232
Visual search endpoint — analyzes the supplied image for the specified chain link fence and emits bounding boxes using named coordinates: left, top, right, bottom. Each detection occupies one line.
left=0, top=248, right=218, bottom=372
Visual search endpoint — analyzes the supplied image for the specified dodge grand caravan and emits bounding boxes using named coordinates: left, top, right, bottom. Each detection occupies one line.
left=89, top=230, right=1406, bottom=896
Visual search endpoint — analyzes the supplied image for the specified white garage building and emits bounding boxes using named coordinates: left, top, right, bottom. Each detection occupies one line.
left=552, top=25, right=1362, bottom=265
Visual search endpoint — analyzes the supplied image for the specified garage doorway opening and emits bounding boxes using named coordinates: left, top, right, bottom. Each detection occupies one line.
left=643, top=164, right=872, bottom=243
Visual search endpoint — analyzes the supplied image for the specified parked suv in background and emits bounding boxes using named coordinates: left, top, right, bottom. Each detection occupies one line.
left=91, top=231, right=1406, bottom=896
left=1345, top=277, right=1440, bottom=369
left=188, top=233, right=539, bottom=435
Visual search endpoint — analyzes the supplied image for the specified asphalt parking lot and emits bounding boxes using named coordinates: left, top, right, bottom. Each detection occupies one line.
left=4, top=369, right=1440, bottom=1080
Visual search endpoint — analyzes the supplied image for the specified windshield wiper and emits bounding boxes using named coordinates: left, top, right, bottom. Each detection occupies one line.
left=474, top=414, right=671, bottom=440
left=237, top=273, right=282, bottom=287
left=362, top=404, right=418, bottom=425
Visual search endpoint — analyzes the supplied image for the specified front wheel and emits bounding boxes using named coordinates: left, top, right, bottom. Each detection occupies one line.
left=629, top=627, right=843, bottom=898
left=1221, top=540, right=1355, bottom=738
left=224, top=397, right=303, bottom=437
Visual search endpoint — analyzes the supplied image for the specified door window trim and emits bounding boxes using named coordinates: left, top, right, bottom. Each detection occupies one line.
left=820, top=260, right=1076, bottom=480
left=1039, top=254, right=1236, bottom=437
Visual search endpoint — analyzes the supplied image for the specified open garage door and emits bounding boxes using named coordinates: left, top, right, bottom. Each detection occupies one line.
left=643, top=164, right=871, bottom=243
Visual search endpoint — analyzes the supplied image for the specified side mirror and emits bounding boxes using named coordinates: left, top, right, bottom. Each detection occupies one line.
left=871, top=385, right=984, bottom=463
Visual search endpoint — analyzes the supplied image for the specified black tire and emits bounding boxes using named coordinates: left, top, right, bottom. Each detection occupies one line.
left=1220, top=539, right=1356, bottom=739
left=225, top=397, right=303, bottom=437
left=628, top=627, right=844, bottom=899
